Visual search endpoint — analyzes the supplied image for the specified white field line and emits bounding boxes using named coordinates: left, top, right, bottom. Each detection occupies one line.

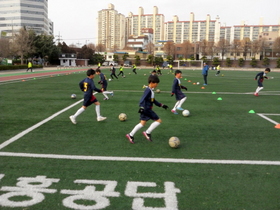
left=0, top=99, right=83, bottom=150
left=0, top=152, right=280, bottom=166
left=257, top=113, right=280, bottom=125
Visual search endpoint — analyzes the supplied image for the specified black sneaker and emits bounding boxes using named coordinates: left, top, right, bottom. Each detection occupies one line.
left=142, top=131, right=152, bottom=142
left=126, top=134, right=135, bottom=144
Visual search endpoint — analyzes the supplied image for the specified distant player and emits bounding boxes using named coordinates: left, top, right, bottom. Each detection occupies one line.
left=254, top=68, right=271, bottom=96
left=156, top=65, right=162, bottom=75
left=202, top=62, right=209, bottom=85
left=169, top=64, right=173, bottom=73
left=171, top=70, right=187, bottom=114
left=126, top=75, right=169, bottom=144
left=94, top=69, right=114, bottom=100
left=110, top=64, right=118, bottom=79
left=132, top=63, right=137, bottom=74
left=117, top=64, right=125, bottom=77
left=69, top=69, right=106, bottom=124
left=215, top=65, right=220, bottom=76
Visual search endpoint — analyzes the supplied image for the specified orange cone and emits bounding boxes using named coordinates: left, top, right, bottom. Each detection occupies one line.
left=275, top=124, right=280, bottom=129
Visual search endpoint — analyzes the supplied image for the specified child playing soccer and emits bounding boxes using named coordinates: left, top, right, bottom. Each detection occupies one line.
left=126, top=75, right=169, bottom=144
left=156, top=65, right=162, bottom=75
left=254, top=68, right=271, bottom=96
left=117, top=64, right=125, bottom=77
left=94, top=69, right=114, bottom=100
left=171, top=70, right=188, bottom=114
left=132, top=63, right=137, bottom=74
left=69, top=69, right=106, bottom=124
left=110, top=64, right=118, bottom=79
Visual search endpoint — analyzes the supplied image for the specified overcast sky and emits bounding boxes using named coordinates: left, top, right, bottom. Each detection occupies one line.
left=48, top=0, right=280, bottom=46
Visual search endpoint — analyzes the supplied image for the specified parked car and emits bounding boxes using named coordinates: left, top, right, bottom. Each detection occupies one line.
left=124, top=60, right=132, bottom=67
left=109, top=61, right=118, bottom=66
left=162, top=61, right=169, bottom=68
left=102, top=61, right=109, bottom=66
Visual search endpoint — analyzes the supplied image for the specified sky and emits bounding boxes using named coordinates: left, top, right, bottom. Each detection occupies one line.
left=48, top=0, right=280, bottom=46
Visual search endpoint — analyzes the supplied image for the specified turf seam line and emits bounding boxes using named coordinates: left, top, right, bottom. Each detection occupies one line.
left=0, top=152, right=279, bottom=165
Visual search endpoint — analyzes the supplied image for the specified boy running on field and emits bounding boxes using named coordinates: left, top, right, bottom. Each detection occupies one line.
left=254, top=68, right=271, bottom=96
left=94, top=69, right=114, bottom=100
left=69, top=69, right=106, bottom=124
left=126, top=75, right=169, bottom=144
left=171, top=70, right=188, bottom=114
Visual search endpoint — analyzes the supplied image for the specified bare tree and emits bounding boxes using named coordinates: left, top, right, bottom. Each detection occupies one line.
left=181, top=40, right=193, bottom=59
left=206, top=41, right=216, bottom=59
left=146, top=41, right=154, bottom=55
left=0, top=38, right=10, bottom=58
left=251, top=39, right=261, bottom=58
left=231, top=39, right=241, bottom=60
left=10, top=27, right=35, bottom=64
left=217, top=38, right=230, bottom=60
left=163, top=41, right=175, bottom=57
left=240, top=37, right=251, bottom=60
left=200, top=40, right=208, bottom=57
left=112, top=44, right=119, bottom=52
left=272, top=37, right=280, bottom=53
left=258, top=38, right=268, bottom=59
left=87, top=43, right=96, bottom=52
left=95, top=43, right=106, bottom=52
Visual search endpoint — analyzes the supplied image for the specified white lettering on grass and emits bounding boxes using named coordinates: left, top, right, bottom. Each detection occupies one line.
left=61, top=180, right=120, bottom=210
left=125, top=181, right=181, bottom=210
left=0, top=176, right=59, bottom=207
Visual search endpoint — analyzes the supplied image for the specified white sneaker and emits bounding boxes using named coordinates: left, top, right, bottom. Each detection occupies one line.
left=97, top=116, right=107, bottom=121
left=69, top=115, right=77, bottom=124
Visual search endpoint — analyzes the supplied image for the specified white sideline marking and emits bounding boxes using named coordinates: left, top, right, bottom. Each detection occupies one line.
left=0, top=99, right=83, bottom=150
left=0, top=152, right=279, bottom=166
left=257, top=113, right=280, bottom=125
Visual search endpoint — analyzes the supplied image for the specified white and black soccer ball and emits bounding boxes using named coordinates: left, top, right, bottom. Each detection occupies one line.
left=118, top=113, right=127, bottom=121
left=182, top=109, right=190, bottom=117
left=156, top=89, right=160, bottom=93
left=71, top=94, right=76, bottom=99
left=169, top=136, right=180, bottom=148
left=108, top=78, right=112, bottom=81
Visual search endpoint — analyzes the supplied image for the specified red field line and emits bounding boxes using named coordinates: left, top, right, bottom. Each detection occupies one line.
left=0, top=68, right=88, bottom=82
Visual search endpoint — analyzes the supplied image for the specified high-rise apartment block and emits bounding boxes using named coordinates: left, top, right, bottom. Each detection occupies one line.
left=0, top=0, right=53, bottom=37
left=98, top=4, right=280, bottom=51
left=97, top=3, right=126, bottom=50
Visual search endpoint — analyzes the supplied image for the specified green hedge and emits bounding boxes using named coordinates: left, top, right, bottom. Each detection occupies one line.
left=0, top=65, right=43, bottom=71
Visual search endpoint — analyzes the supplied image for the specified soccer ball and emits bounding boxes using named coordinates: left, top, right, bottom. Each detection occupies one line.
left=169, top=136, right=180, bottom=148
left=71, top=94, right=76, bottom=99
left=197, top=82, right=200, bottom=85
left=182, top=109, right=190, bottom=117
left=118, top=113, right=127, bottom=121
left=108, top=78, right=112, bottom=81
left=156, top=89, right=160, bottom=93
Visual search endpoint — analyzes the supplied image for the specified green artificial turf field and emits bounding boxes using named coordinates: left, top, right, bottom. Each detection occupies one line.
left=0, top=67, right=280, bottom=209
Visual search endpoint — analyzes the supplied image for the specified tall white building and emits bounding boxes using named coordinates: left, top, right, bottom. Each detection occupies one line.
left=165, top=13, right=221, bottom=43
left=97, top=3, right=126, bottom=50
left=126, top=6, right=164, bottom=45
left=0, top=0, right=52, bottom=37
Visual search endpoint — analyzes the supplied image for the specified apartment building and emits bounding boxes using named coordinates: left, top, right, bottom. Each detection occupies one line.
left=165, top=13, right=221, bottom=43
left=126, top=6, right=165, bottom=45
left=0, top=0, right=52, bottom=37
left=97, top=3, right=126, bottom=50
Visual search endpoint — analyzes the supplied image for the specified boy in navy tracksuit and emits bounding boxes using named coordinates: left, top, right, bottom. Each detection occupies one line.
left=110, top=64, right=118, bottom=79
left=95, top=69, right=114, bottom=100
left=171, top=70, right=187, bottom=114
left=254, top=68, right=271, bottom=96
left=69, top=69, right=106, bottom=124
left=126, top=75, right=169, bottom=144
